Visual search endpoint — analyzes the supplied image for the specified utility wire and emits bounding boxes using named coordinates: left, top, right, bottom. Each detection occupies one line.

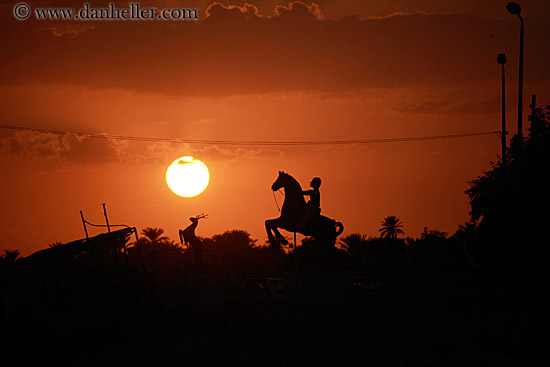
left=0, top=124, right=498, bottom=146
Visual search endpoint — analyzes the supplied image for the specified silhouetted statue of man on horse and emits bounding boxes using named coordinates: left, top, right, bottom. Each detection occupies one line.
left=265, top=171, right=343, bottom=248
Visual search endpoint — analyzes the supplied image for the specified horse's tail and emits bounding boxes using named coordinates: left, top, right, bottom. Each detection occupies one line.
left=335, top=221, right=344, bottom=237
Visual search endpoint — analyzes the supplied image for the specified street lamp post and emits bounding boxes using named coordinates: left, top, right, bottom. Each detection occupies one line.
left=497, top=54, right=507, bottom=165
left=506, top=2, right=524, bottom=140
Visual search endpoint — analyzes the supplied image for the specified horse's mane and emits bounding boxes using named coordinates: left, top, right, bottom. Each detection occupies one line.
left=281, top=172, right=302, bottom=193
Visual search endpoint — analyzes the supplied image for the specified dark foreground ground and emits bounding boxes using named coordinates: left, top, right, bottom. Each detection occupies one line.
left=1, top=271, right=547, bottom=366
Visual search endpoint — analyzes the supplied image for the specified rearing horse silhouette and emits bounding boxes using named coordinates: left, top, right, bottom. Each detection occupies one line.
left=265, top=171, right=344, bottom=248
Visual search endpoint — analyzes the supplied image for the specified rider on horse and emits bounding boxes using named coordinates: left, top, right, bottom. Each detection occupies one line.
left=297, top=177, right=322, bottom=231
left=266, top=171, right=343, bottom=248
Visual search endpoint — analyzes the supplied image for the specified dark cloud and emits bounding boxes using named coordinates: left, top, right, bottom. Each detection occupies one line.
left=0, top=131, right=120, bottom=164
left=192, top=144, right=285, bottom=162
left=449, top=96, right=501, bottom=115
left=1, top=1, right=549, bottom=96
left=0, top=128, right=287, bottom=164
left=399, top=96, right=500, bottom=115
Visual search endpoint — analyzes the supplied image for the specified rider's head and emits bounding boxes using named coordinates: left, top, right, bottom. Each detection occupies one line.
left=310, top=177, right=322, bottom=189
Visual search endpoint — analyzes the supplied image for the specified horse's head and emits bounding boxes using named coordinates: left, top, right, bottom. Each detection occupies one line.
left=271, top=171, right=288, bottom=191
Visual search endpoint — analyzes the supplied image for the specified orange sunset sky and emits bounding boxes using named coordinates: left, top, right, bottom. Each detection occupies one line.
left=1, top=0, right=549, bottom=256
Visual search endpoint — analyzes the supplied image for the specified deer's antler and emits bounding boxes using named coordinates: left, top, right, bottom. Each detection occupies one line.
left=195, top=213, right=208, bottom=220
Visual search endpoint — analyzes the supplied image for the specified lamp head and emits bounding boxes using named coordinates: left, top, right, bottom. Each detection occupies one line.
left=497, top=54, right=507, bottom=64
left=506, top=2, right=521, bottom=15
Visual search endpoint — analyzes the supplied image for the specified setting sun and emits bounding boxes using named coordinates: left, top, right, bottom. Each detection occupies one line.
left=166, top=156, right=210, bottom=198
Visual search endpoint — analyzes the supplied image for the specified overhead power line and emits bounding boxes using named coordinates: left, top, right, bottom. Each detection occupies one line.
left=0, top=124, right=498, bottom=146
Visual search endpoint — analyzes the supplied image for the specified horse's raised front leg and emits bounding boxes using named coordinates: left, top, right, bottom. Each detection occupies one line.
left=273, top=227, right=288, bottom=246
left=265, top=218, right=279, bottom=248
left=265, top=218, right=288, bottom=248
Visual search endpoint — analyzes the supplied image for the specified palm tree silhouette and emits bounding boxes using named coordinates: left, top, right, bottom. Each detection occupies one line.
left=2, top=249, right=20, bottom=263
left=405, top=237, right=421, bottom=247
left=339, top=233, right=369, bottom=257
left=141, top=227, right=169, bottom=246
left=379, top=216, right=404, bottom=239
left=139, top=227, right=170, bottom=274
left=454, top=221, right=477, bottom=240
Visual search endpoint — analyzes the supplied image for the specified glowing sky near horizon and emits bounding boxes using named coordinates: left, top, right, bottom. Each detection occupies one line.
left=1, top=0, right=549, bottom=255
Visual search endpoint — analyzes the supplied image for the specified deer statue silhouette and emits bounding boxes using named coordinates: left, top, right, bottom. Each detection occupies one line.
left=179, top=213, right=208, bottom=268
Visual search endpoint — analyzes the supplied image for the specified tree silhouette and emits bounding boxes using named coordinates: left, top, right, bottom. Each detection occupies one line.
left=48, top=241, right=63, bottom=248
left=379, top=216, right=404, bottom=239
left=141, top=227, right=169, bottom=246
left=466, top=105, right=550, bottom=271
left=164, top=239, right=184, bottom=251
left=1, top=249, right=20, bottom=263
left=453, top=221, right=478, bottom=241
left=207, top=230, right=259, bottom=275
left=133, top=227, right=170, bottom=274
left=420, top=227, right=447, bottom=241
left=338, top=233, right=371, bottom=271
left=210, top=230, right=257, bottom=253
left=405, top=237, right=421, bottom=247
left=339, top=233, right=369, bottom=257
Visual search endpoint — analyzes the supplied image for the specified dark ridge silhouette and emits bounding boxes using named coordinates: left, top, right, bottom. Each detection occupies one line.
left=265, top=171, right=344, bottom=248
